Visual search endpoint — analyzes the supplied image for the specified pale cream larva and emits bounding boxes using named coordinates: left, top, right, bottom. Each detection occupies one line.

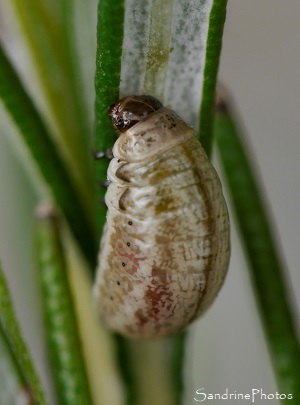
left=93, top=95, right=230, bottom=339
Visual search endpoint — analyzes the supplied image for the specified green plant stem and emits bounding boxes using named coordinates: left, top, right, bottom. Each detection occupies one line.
left=0, top=264, right=48, bottom=405
left=113, top=333, right=138, bottom=405
left=94, top=0, right=125, bottom=237
left=114, top=332, right=185, bottom=405
left=199, top=0, right=227, bottom=157
left=170, top=332, right=186, bottom=405
left=128, top=338, right=180, bottom=405
left=35, top=206, right=94, bottom=405
left=0, top=45, right=97, bottom=268
left=215, top=97, right=300, bottom=400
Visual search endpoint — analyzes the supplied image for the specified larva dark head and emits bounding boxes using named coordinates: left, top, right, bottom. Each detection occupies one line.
left=108, top=95, right=163, bottom=133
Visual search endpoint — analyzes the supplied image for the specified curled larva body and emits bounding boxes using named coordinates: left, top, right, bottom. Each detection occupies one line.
left=93, top=95, right=230, bottom=339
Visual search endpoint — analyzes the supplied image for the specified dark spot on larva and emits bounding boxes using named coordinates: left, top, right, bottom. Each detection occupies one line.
left=122, top=262, right=126, bottom=267
left=127, top=242, right=130, bottom=246
left=128, top=221, right=133, bottom=225
left=110, top=296, right=114, bottom=300
left=117, top=281, right=121, bottom=285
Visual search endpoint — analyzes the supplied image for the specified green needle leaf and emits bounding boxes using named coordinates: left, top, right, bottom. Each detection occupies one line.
left=215, top=96, right=300, bottom=399
left=0, top=263, right=48, bottom=405
left=35, top=205, right=94, bottom=405
left=199, top=0, right=227, bottom=156
left=94, top=0, right=125, bottom=237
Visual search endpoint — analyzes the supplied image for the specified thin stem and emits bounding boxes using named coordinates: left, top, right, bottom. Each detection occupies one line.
left=215, top=95, right=300, bottom=400
left=35, top=206, right=94, bottom=405
left=199, top=0, right=228, bottom=157
left=0, top=265, right=48, bottom=405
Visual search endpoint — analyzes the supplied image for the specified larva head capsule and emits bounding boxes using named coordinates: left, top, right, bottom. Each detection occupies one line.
left=108, top=95, right=163, bottom=132
left=108, top=95, right=196, bottom=163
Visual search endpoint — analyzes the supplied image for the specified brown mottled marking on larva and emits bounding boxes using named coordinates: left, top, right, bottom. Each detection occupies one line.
left=184, top=154, right=215, bottom=322
left=93, top=95, right=230, bottom=339
left=180, top=144, right=216, bottom=316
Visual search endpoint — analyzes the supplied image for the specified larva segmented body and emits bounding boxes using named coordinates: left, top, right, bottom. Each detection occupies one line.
left=93, top=95, right=230, bottom=339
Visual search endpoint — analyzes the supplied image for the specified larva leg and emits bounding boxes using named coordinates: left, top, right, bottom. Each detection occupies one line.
left=98, top=179, right=110, bottom=188
left=98, top=180, right=110, bottom=206
left=94, top=150, right=112, bottom=205
left=92, top=148, right=113, bottom=160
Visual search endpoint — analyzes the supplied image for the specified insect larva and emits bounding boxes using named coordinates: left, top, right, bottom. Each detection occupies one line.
left=93, top=95, right=230, bottom=339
